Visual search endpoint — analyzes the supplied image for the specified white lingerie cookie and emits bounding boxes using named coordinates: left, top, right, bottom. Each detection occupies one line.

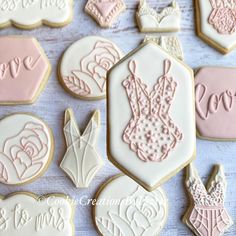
left=94, top=175, right=168, bottom=236
left=107, top=42, right=196, bottom=191
left=136, top=0, right=181, bottom=32
left=60, top=108, right=104, bottom=188
left=0, top=113, right=54, bottom=185
left=0, top=192, right=74, bottom=236
left=0, top=0, right=73, bottom=29
left=59, top=36, right=124, bottom=100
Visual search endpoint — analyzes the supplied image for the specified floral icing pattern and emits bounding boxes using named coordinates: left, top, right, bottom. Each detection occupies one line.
left=184, top=164, right=233, bottom=236
left=95, top=175, right=168, bottom=236
left=0, top=117, right=51, bottom=185
left=122, top=59, right=182, bottom=162
left=208, top=0, right=236, bottom=34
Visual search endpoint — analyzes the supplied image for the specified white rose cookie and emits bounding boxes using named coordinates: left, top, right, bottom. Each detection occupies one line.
left=0, top=113, right=54, bottom=185
left=94, top=175, right=168, bottom=236
left=0, top=0, right=73, bottom=29
left=0, top=192, right=74, bottom=236
left=59, top=36, right=124, bottom=100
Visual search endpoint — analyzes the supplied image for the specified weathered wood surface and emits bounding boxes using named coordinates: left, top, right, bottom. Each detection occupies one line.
left=0, top=0, right=236, bottom=235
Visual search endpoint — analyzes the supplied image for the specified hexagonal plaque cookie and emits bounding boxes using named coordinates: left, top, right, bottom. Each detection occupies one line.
left=195, top=0, right=236, bottom=54
left=0, top=36, right=51, bottom=105
left=107, top=42, right=196, bottom=191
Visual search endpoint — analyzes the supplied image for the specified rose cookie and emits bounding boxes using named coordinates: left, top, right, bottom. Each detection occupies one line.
left=0, top=192, right=74, bottom=236
left=195, top=67, right=236, bottom=140
left=0, top=36, right=51, bottom=105
left=94, top=175, right=168, bottom=236
left=195, top=0, right=236, bottom=54
left=136, top=0, right=181, bottom=32
left=85, top=0, right=126, bottom=28
left=59, top=36, right=123, bottom=100
left=107, top=42, right=196, bottom=191
left=60, top=108, right=104, bottom=188
left=0, top=0, right=73, bottom=29
left=0, top=113, right=54, bottom=185
left=183, top=164, right=233, bottom=236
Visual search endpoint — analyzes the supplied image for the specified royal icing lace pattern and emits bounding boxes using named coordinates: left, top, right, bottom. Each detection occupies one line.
left=136, top=0, right=181, bottom=32
left=0, top=122, right=49, bottom=184
left=85, top=0, right=126, bottom=27
left=62, top=40, right=122, bottom=98
left=122, top=59, right=182, bottom=162
left=96, top=183, right=167, bottom=236
left=208, top=0, right=236, bottom=34
left=185, top=164, right=233, bottom=236
left=60, top=109, right=103, bottom=188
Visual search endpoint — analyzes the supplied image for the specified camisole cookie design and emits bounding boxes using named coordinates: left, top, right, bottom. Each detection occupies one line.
left=85, top=0, right=126, bottom=28
left=94, top=175, right=168, bottom=236
left=183, top=164, right=233, bottom=236
left=0, top=113, right=54, bottom=185
left=59, top=36, right=124, bottom=100
left=0, top=0, right=73, bottom=29
left=107, top=42, right=196, bottom=191
left=136, top=0, right=181, bottom=32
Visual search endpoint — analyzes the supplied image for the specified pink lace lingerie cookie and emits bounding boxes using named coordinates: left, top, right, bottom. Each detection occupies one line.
left=59, top=36, right=124, bottom=100
left=85, top=0, right=126, bottom=28
left=107, top=42, right=196, bottom=191
left=94, top=174, right=168, bottom=236
left=0, top=113, right=54, bottom=185
left=195, top=67, right=236, bottom=140
left=0, top=36, right=51, bottom=105
left=195, top=0, right=236, bottom=54
left=183, top=164, right=233, bottom=236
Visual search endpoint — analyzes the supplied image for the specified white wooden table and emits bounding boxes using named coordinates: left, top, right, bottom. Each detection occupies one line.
left=0, top=0, right=236, bottom=235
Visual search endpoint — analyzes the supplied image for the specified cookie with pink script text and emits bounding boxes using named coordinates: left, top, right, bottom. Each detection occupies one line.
left=0, top=113, right=54, bottom=185
left=0, top=36, right=51, bottom=105
left=195, top=67, right=236, bottom=140
left=183, top=164, right=233, bottom=236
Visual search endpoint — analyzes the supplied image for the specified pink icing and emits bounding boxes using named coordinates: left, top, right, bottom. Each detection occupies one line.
left=122, top=59, right=182, bottom=162
left=195, top=67, right=236, bottom=139
left=0, top=37, right=49, bottom=103
left=208, top=0, right=236, bottom=34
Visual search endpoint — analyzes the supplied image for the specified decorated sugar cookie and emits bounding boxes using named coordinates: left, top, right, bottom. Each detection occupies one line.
left=85, top=0, right=126, bottom=28
left=59, top=36, right=124, bottom=100
left=0, top=0, right=73, bottom=29
left=0, top=113, right=54, bottom=185
left=107, top=42, right=196, bottom=191
left=136, top=0, right=181, bottom=32
left=0, top=192, right=74, bottom=236
left=195, top=67, right=236, bottom=140
left=60, top=108, right=104, bottom=188
left=143, top=35, right=184, bottom=60
left=183, top=164, right=233, bottom=236
left=94, top=175, right=168, bottom=236
left=0, top=36, right=51, bottom=105
left=195, top=0, right=236, bottom=54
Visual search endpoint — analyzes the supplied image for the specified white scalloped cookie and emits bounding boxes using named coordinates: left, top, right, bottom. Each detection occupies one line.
left=0, top=113, right=54, bottom=185
left=59, top=36, right=124, bottom=100
left=94, top=175, right=168, bottom=236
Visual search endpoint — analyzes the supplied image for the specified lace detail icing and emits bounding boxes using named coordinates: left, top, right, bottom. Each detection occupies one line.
left=209, top=0, right=236, bottom=34
left=122, top=59, right=182, bottom=162
left=185, top=164, right=233, bottom=236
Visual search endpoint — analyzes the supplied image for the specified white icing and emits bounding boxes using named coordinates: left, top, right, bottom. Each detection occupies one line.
left=60, top=109, right=104, bottom=188
left=0, top=193, right=74, bottom=236
left=0, top=0, right=73, bottom=27
left=95, top=175, right=168, bottom=236
left=198, top=0, right=236, bottom=51
left=108, top=43, right=196, bottom=190
left=0, top=113, right=53, bottom=185
left=60, top=36, right=124, bottom=99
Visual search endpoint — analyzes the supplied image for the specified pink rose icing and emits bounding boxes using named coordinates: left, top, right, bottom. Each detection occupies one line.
left=195, top=67, right=236, bottom=139
left=0, top=37, right=50, bottom=104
